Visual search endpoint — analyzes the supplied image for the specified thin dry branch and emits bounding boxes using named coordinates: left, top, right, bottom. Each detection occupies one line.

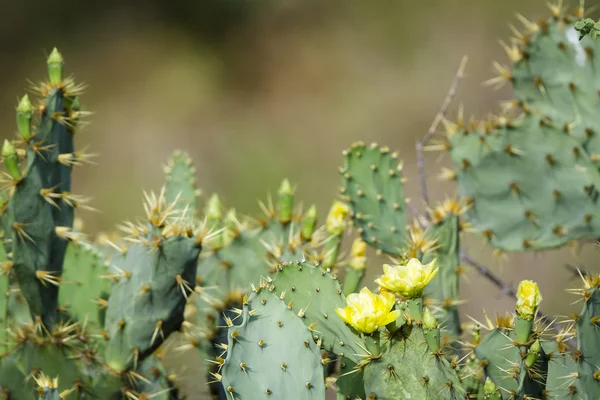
left=416, top=55, right=468, bottom=206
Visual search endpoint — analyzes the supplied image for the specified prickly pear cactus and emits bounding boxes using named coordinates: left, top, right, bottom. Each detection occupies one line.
left=444, top=6, right=600, bottom=251
left=219, top=288, right=327, bottom=399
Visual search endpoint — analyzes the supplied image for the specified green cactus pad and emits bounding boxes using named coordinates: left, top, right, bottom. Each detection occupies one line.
left=104, top=235, right=200, bottom=371
left=58, top=242, right=111, bottom=326
left=575, top=281, right=600, bottom=397
left=446, top=12, right=600, bottom=251
left=511, top=15, right=600, bottom=166
left=165, top=150, right=199, bottom=221
left=459, top=353, right=484, bottom=396
left=136, top=355, right=179, bottom=400
left=198, top=229, right=271, bottom=307
left=220, top=289, right=326, bottom=399
left=342, top=142, right=407, bottom=255
left=270, top=260, right=366, bottom=364
left=448, top=112, right=600, bottom=251
left=363, top=326, right=466, bottom=399
left=423, top=214, right=461, bottom=355
left=542, top=341, right=581, bottom=399
left=5, top=67, right=84, bottom=327
left=336, top=357, right=366, bottom=399
left=7, top=285, right=34, bottom=327
left=9, top=340, right=99, bottom=396
left=475, top=325, right=549, bottom=399
left=0, top=355, right=30, bottom=399
left=475, top=328, right=520, bottom=396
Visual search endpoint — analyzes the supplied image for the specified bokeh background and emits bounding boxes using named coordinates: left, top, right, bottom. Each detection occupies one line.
left=2, top=0, right=600, bottom=396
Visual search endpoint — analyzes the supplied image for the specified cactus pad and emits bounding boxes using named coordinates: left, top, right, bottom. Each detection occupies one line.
left=58, top=242, right=111, bottom=326
left=104, top=234, right=200, bottom=371
left=220, top=289, right=326, bottom=399
left=165, top=150, right=199, bottom=221
left=363, top=326, right=466, bottom=399
left=342, top=142, right=407, bottom=255
left=423, top=213, right=461, bottom=355
left=446, top=12, right=600, bottom=251
left=270, top=260, right=366, bottom=364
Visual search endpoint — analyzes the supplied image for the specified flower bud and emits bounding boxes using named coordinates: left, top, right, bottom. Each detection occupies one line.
left=278, top=179, right=294, bottom=223
left=516, top=280, right=542, bottom=320
left=47, top=48, right=64, bottom=86
left=300, top=204, right=317, bottom=240
left=423, top=307, right=438, bottom=330
left=16, top=95, right=32, bottom=140
left=348, top=238, right=367, bottom=270
left=2, top=140, right=20, bottom=180
left=326, top=201, right=349, bottom=236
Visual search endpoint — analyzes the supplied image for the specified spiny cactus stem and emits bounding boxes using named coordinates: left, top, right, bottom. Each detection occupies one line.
left=460, top=252, right=567, bottom=340
left=416, top=55, right=468, bottom=206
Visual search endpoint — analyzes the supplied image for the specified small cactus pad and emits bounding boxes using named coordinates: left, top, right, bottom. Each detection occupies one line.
left=220, top=289, right=326, bottom=399
left=475, top=328, right=520, bottom=396
left=542, top=341, right=581, bottom=399
left=58, top=242, right=111, bottom=326
left=342, top=142, right=407, bottom=255
left=475, top=324, right=549, bottom=398
left=270, top=260, right=366, bottom=364
left=423, top=214, right=461, bottom=355
left=164, top=150, right=199, bottom=220
left=363, top=326, right=466, bottom=399
left=104, top=235, right=200, bottom=371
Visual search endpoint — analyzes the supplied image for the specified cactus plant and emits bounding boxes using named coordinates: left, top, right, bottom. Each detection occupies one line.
left=4, top=2, right=600, bottom=399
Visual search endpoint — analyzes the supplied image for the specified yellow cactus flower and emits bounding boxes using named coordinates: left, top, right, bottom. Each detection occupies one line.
left=348, top=238, right=367, bottom=270
left=326, top=201, right=350, bottom=235
left=334, top=287, right=400, bottom=334
left=374, top=258, right=438, bottom=299
left=516, top=280, right=542, bottom=320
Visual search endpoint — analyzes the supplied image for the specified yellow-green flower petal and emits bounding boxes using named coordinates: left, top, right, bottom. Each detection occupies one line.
left=334, top=287, right=399, bottom=334
left=375, top=258, right=438, bottom=298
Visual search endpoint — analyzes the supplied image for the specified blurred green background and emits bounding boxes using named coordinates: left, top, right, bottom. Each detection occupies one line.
left=2, top=0, right=599, bottom=396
